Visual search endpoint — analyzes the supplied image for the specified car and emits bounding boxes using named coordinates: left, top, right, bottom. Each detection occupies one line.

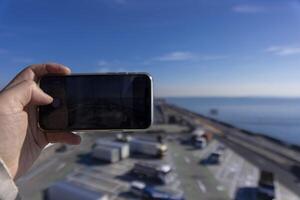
left=130, top=181, right=185, bottom=200
left=55, top=144, right=67, bottom=153
left=131, top=162, right=175, bottom=184
left=115, top=133, right=133, bottom=143
left=201, top=151, right=223, bottom=165
left=194, top=137, right=207, bottom=149
left=257, top=171, right=276, bottom=200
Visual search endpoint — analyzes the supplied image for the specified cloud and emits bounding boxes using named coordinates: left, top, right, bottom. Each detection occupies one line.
left=96, top=60, right=130, bottom=72
left=97, top=60, right=109, bottom=67
left=97, top=67, right=110, bottom=73
left=232, top=4, right=265, bottom=13
left=153, top=51, right=227, bottom=62
left=97, top=59, right=122, bottom=67
left=265, top=46, right=300, bottom=56
left=155, top=51, right=195, bottom=61
left=96, top=67, right=128, bottom=73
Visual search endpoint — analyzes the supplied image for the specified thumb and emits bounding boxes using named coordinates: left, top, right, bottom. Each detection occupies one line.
left=0, top=80, right=53, bottom=112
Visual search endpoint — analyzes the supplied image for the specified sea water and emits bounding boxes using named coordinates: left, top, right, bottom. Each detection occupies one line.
left=167, top=97, right=300, bottom=145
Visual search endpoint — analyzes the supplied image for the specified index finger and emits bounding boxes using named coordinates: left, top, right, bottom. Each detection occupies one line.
left=4, top=63, right=71, bottom=90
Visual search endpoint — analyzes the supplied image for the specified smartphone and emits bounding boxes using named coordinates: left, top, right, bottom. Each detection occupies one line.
left=38, top=73, right=153, bottom=131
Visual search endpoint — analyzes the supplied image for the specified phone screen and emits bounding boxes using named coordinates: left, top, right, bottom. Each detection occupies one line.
left=38, top=74, right=152, bottom=131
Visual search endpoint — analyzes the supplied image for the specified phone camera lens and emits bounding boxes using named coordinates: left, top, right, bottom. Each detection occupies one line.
left=52, top=98, right=61, bottom=108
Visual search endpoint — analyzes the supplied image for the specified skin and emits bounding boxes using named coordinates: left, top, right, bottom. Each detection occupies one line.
left=0, top=63, right=81, bottom=180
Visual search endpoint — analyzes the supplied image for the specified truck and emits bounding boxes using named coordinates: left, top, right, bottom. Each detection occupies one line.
left=131, top=162, right=175, bottom=184
left=257, top=171, right=276, bottom=200
left=194, top=137, right=207, bottom=149
left=94, top=139, right=130, bottom=159
left=191, top=127, right=213, bottom=148
left=92, top=146, right=120, bottom=163
left=129, top=138, right=168, bottom=158
left=44, top=180, right=109, bottom=200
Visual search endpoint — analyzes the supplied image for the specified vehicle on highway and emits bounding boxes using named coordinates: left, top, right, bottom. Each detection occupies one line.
left=130, top=181, right=184, bottom=200
left=201, top=151, right=223, bottom=165
left=129, top=138, right=168, bottom=158
left=190, top=127, right=213, bottom=149
left=55, top=144, right=67, bottom=153
left=257, top=171, right=276, bottom=200
left=194, top=137, right=207, bottom=149
left=115, top=133, right=133, bottom=143
left=131, top=162, right=175, bottom=184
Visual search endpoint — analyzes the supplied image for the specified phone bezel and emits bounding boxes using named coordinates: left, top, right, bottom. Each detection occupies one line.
left=37, top=72, right=153, bottom=132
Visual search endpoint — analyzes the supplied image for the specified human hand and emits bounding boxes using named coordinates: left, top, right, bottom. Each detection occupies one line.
left=0, top=63, right=81, bottom=180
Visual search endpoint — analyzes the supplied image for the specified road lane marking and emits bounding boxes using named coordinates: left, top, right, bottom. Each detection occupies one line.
left=229, top=159, right=244, bottom=198
left=197, top=180, right=207, bottom=193
left=275, top=181, right=282, bottom=200
left=55, top=163, right=66, bottom=172
left=184, top=156, right=191, bottom=164
left=216, top=185, right=225, bottom=191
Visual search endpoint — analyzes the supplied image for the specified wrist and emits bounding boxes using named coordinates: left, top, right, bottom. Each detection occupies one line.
left=0, top=158, right=19, bottom=200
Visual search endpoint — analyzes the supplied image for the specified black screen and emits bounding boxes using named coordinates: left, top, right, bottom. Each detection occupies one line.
left=39, top=74, right=152, bottom=130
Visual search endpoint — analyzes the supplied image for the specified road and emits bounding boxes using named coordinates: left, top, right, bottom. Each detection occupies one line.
left=164, top=103, right=300, bottom=198
left=168, top=140, right=229, bottom=200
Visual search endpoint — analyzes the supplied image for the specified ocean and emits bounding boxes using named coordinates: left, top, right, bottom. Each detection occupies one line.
left=166, top=97, right=300, bottom=146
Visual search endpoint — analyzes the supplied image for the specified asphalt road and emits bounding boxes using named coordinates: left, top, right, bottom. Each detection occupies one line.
left=165, top=103, right=300, bottom=198
left=168, top=140, right=229, bottom=200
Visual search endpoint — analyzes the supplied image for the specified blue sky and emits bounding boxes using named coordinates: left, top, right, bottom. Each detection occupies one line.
left=0, top=0, right=300, bottom=97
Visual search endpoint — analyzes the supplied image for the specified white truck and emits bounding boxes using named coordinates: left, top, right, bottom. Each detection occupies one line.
left=92, top=145, right=120, bottom=163
left=129, top=139, right=168, bottom=158
left=44, top=180, right=109, bottom=200
left=94, top=139, right=130, bottom=159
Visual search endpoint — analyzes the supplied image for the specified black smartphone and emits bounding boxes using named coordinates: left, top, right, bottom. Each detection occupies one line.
left=38, top=73, right=153, bottom=131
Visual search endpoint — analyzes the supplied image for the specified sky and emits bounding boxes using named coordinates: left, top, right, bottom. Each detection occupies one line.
left=0, top=0, right=300, bottom=97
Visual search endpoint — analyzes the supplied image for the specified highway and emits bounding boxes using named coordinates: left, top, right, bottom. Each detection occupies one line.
left=164, top=103, right=300, bottom=198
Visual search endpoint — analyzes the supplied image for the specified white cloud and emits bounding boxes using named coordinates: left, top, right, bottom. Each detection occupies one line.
left=153, top=51, right=227, bottom=62
left=265, top=46, right=300, bottom=56
left=97, top=60, right=109, bottom=67
left=97, top=67, right=110, bottom=73
left=155, top=51, right=195, bottom=61
left=97, top=59, right=122, bottom=67
left=232, top=4, right=265, bottom=13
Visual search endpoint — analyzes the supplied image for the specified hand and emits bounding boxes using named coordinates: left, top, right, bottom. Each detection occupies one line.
left=0, top=63, right=81, bottom=180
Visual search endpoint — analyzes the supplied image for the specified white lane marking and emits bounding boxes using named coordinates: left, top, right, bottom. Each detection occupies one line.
left=184, top=156, right=191, bottom=164
left=216, top=150, right=233, bottom=180
left=197, top=180, right=207, bottom=193
left=216, top=185, right=225, bottom=191
left=56, top=163, right=66, bottom=172
left=229, top=159, right=244, bottom=198
left=275, top=181, right=282, bottom=200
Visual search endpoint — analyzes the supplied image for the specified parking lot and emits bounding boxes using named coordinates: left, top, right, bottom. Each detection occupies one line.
left=18, top=128, right=229, bottom=200
left=17, top=99, right=300, bottom=200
